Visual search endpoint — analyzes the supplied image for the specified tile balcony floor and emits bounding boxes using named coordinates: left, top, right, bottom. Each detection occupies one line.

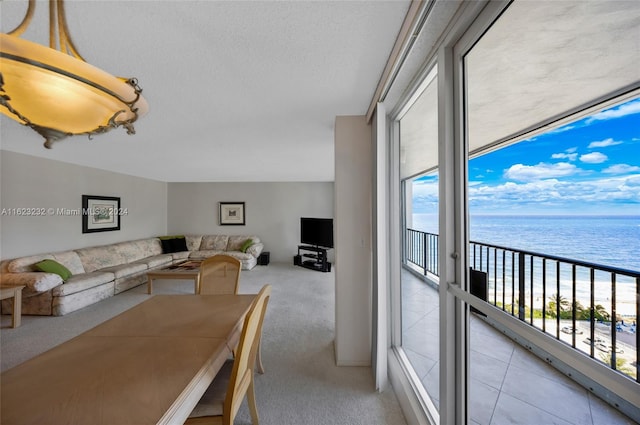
left=401, top=268, right=637, bottom=425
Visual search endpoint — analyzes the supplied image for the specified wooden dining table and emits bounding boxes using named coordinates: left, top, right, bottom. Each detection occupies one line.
left=0, top=294, right=255, bottom=425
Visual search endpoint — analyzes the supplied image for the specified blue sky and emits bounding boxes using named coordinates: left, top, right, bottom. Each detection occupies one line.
left=413, top=98, right=640, bottom=215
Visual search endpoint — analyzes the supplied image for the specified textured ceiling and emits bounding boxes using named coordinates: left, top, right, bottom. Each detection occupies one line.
left=466, top=0, right=640, bottom=154
left=397, top=0, right=640, bottom=178
left=0, top=0, right=410, bottom=182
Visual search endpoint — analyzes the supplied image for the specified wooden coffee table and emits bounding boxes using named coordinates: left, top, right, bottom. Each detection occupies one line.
left=147, top=261, right=202, bottom=294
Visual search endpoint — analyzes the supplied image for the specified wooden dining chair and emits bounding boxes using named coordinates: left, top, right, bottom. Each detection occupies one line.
left=198, top=254, right=266, bottom=374
left=185, top=284, right=271, bottom=425
left=198, top=254, right=242, bottom=295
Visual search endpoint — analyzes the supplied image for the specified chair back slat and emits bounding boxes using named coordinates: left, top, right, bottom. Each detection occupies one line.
left=198, top=255, right=241, bottom=295
left=186, top=284, right=271, bottom=425
left=223, top=284, right=271, bottom=423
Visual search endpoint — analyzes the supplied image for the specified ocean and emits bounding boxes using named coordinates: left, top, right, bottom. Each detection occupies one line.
left=411, top=214, right=640, bottom=272
left=411, top=214, right=640, bottom=315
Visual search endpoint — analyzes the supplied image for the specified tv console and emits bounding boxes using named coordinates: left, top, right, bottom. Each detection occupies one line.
left=295, top=245, right=331, bottom=272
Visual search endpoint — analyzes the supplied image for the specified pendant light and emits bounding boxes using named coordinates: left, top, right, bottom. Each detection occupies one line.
left=0, top=0, right=148, bottom=148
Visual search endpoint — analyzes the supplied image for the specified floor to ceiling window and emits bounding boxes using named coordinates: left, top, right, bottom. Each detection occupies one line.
left=397, top=66, right=439, bottom=413
left=387, top=0, right=639, bottom=424
left=462, top=1, right=639, bottom=423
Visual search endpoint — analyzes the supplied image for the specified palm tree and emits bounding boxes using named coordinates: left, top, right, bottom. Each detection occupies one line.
left=547, top=293, right=570, bottom=318
left=593, top=304, right=611, bottom=322
left=577, top=303, right=611, bottom=322
left=594, top=304, right=611, bottom=322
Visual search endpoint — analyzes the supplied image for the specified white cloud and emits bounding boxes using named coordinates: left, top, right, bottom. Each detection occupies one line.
left=588, top=138, right=623, bottom=148
left=412, top=179, right=439, bottom=199
left=586, top=100, right=640, bottom=123
left=579, top=152, right=608, bottom=164
left=412, top=179, right=439, bottom=213
left=602, top=164, right=640, bottom=174
left=622, top=174, right=640, bottom=187
left=470, top=179, right=572, bottom=206
left=504, top=162, right=577, bottom=182
left=547, top=125, right=576, bottom=134
left=551, top=147, right=578, bottom=160
left=552, top=152, right=578, bottom=161
left=468, top=175, right=640, bottom=212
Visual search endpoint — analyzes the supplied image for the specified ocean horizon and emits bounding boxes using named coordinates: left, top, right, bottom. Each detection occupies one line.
left=411, top=214, right=640, bottom=273
left=411, top=214, right=639, bottom=316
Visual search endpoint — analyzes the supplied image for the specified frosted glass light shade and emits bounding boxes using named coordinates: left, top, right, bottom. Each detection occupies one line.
left=0, top=33, right=148, bottom=148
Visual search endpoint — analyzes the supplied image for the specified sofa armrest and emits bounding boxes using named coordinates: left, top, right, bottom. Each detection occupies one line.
left=246, top=242, right=264, bottom=258
left=0, top=272, right=63, bottom=293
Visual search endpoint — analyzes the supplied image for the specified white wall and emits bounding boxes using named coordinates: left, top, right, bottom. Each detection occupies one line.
left=0, top=153, right=333, bottom=263
left=0, top=151, right=168, bottom=260
left=167, top=182, right=334, bottom=263
left=334, top=115, right=372, bottom=366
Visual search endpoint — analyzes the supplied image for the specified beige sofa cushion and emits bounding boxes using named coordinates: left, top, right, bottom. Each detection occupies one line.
left=225, top=252, right=255, bottom=261
left=226, top=235, right=260, bottom=252
left=112, top=239, right=156, bottom=263
left=99, top=263, right=148, bottom=279
left=114, top=238, right=163, bottom=263
left=200, top=235, right=229, bottom=250
left=132, top=254, right=173, bottom=269
left=185, top=235, right=203, bottom=251
left=76, top=245, right=127, bottom=273
left=8, top=254, right=55, bottom=272
left=133, top=238, right=163, bottom=257
left=246, top=243, right=263, bottom=258
left=189, top=250, right=224, bottom=260
left=171, top=251, right=191, bottom=261
left=0, top=260, right=11, bottom=274
left=51, top=251, right=85, bottom=275
left=53, top=282, right=114, bottom=316
left=0, top=272, right=62, bottom=293
left=53, top=271, right=115, bottom=296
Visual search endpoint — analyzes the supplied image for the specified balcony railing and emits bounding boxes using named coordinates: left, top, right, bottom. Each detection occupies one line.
left=406, top=228, right=439, bottom=276
left=406, top=228, right=639, bottom=383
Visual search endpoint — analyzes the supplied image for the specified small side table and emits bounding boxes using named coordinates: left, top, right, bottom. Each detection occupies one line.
left=0, top=285, right=25, bottom=328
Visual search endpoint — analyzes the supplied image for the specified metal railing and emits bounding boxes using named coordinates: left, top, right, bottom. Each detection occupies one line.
left=406, top=229, right=439, bottom=276
left=405, top=228, right=639, bottom=382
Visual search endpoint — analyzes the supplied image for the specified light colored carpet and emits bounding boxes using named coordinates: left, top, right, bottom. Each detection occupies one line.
left=1, top=262, right=407, bottom=425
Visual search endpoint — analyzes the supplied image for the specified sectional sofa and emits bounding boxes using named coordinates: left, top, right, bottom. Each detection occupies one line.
left=0, top=234, right=263, bottom=316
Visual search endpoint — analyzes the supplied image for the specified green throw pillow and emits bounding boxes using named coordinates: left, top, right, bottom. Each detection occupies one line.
left=240, top=239, right=254, bottom=253
left=34, top=259, right=72, bottom=281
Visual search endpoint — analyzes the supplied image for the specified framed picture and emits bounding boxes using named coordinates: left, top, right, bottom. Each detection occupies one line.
left=82, top=195, right=121, bottom=233
left=219, top=202, right=245, bottom=225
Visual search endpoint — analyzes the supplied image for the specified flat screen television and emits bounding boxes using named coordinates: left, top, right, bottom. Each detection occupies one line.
left=300, top=217, right=334, bottom=248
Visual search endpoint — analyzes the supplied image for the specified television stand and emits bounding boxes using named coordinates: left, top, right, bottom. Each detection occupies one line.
left=295, top=245, right=331, bottom=272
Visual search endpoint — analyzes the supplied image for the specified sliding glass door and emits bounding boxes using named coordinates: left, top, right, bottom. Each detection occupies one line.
left=461, top=1, right=640, bottom=423
left=388, top=1, right=639, bottom=424
left=397, top=66, right=440, bottom=414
